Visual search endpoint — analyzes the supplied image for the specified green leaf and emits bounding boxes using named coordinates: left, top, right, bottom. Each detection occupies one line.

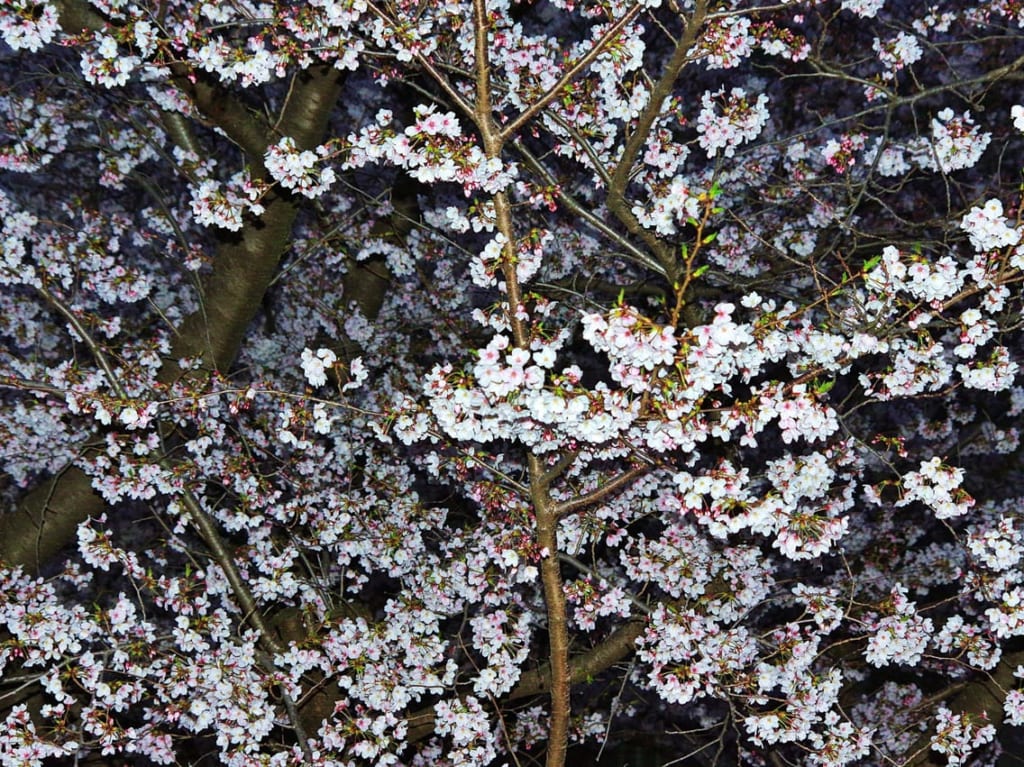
left=862, top=254, right=881, bottom=272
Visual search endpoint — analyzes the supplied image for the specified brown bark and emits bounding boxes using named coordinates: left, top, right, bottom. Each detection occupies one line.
left=404, top=615, right=648, bottom=744
left=0, top=6, right=347, bottom=571
left=534, top=487, right=572, bottom=767
left=605, top=0, right=708, bottom=282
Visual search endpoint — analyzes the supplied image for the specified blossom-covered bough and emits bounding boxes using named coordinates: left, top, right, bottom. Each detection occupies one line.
left=2, top=0, right=1024, bottom=765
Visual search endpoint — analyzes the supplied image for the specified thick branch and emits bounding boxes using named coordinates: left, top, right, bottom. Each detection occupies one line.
left=174, top=73, right=274, bottom=162
left=404, top=614, right=648, bottom=744
left=553, top=464, right=651, bottom=520
left=533, top=469, right=572, bottom=767
left=464, top=4, right=574, bottom=761
left=52, top=0, right=105, bottom=34
left=510, top=615, right=647, bottom=702
left=0, top=463, right=102, bottom=572
left=500, top=5, right=643, bottom=142
left=606, top=0, right=708, bottom=280
left=511, top=140, right=665, bottom=274
left=163, top=66, right=345, bottom=378
left=2, top=67, right=346, bottom=572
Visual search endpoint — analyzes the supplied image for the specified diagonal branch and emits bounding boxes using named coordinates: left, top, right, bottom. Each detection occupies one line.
left=553, top=464, right=652, bottom=520
left=606, top=0, right=708, bottom=281
left=500, top=4, right=643, bottom=142
left=404, top=614, right=648, bottom=743
left=2, top=62, right=345, bottom=572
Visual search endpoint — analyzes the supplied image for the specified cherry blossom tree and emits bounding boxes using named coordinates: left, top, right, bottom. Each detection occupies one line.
left=2, top=1, right=1024, bottom=766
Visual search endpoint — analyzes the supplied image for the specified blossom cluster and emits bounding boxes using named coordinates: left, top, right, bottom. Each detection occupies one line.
left=0, top=0, right=58, bottom=52
left=5, top=1, right=1024, bottom=766
left=631, top=175, right=703, bottom=236
left=897, top=457, right=974, bottom=520
left=929, top=708, right=996, bottom=767
left=581, top=306, right=677, bottom=377
left=264, top=137, right=338, bottom=199
left=80, top=34, right=141, bottom=89
left=873, top=32, right=923, bottom=79
left=960, top=199, right=1021, bottom=253
left=343, top=106, right=518, bottom=194
left=863, top=585, right=934, bottom=667
left=696, top=87, right=770, bottom=159
left=911, top=109, right=991, bottom=174
left=0, top=96, right=76, bottom=173
left=189, top=174, right=268, bottom=232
